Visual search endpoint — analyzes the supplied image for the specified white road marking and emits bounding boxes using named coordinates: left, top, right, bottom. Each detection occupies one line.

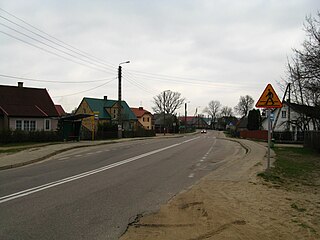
left=0, top=137, right=200, bottom=204
left=58, top=157, right=70, bottom=161
left=75, top=155, right=82, bottom=157
left=95, top=151, right=102, bottom=153
left=188, top=173, right=194, bottom=178
left=196, top=163, right=201, bottom=167
left=86, top=152, right=93, bottom=155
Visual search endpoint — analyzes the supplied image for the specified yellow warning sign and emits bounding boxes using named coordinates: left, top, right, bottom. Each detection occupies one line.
left=256, top=84, right=282, bottom=108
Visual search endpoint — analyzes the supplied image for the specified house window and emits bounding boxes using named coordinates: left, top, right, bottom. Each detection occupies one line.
left=147, top=117, right=150, bottom=122
left=16, top=120, right=22, bottom=130
left=45, top=119, right=50, bottom=130
left=281, top=111, right=286, bottom=119
left=147, top=126, right=149, bottom=129
left=143, top=117, right=145, bottom=122
left=24, top=120, right=30, bottom=131
left=30, top=121, right=36, bottom=131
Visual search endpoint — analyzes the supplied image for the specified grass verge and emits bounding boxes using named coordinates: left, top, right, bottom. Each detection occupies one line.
left=258, top=147, right=320, bottom=189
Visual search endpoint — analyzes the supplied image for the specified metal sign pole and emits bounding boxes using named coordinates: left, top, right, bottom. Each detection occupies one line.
left=267, top=109, right=271, bottom=170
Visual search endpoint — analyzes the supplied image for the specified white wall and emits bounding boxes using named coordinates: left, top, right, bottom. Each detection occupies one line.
left=9, top=117, right=58, bottom=131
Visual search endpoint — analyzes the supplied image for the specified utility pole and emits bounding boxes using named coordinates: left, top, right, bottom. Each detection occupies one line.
left=118, top=65, right=122, bottom=139
left=163, top=91, right=166, bottom=135
left=185, top=102, right=187, bottom=133
left=117, top=61, right=130, bottom=139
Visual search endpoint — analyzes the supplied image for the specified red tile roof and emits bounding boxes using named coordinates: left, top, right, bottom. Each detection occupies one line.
left=131, top=107, right=152, bottom=118
left=0, top=84, right=59, bottom=117
left=55, top=105, right=66, bottom=116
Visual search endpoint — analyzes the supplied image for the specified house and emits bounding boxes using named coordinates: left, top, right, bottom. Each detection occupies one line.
left=235, top=117, right=248, bottom=132
left=131, top=107, right=154, bottom=130
left=178, top=116, right=209, bottom=129
left=262, top=101, right=320, bottom=132
left=75, top=96, right=137, bottom=133
left=55, top=105, right=66, bottom=117
left=154, top=113, right=179, bottom=133
left=0, top=82, right=60, bottom=131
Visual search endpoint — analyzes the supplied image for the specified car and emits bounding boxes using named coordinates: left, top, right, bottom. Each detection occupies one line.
left=201, top=129, right=207, bottom=134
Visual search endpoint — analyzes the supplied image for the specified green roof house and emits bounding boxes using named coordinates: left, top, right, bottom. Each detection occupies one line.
left=75, top=96, right=137, bottom=133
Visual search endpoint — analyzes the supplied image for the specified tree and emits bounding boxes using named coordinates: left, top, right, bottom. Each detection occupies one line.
left=234, top=95, right=254, bottom=117
left=281, top=12, right=320, bottom=130
left=152, top=90, right=185, bottom=115
left=247, top=109, right=261, bottom=130
left=203, top=100, right=221, bottom=128
left=220, top=106, right=233, bottom=117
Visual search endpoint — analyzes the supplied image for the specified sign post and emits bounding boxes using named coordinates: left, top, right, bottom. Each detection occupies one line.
left=256, top=84, right=282, bottom=170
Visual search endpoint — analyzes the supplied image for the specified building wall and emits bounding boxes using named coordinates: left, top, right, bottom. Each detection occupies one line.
left=138, top=113, right=154, bottom=130
left=9, top=117, right=58, bottom=131
left=75, top=100, right=95, bottom=131
left=262, top=103, right=315, bottom=131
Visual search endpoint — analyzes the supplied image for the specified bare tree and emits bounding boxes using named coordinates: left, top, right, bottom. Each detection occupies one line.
left=152, top=90, right=185, bottom=115
left=203, top=100, right=221, bottom=126
left=234, top=95, right=254, bottom=117
left=220, top=106, right=233, bottom=117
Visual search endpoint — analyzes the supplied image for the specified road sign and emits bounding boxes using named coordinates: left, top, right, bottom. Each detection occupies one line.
left=256, top=84, right=282, bottom=108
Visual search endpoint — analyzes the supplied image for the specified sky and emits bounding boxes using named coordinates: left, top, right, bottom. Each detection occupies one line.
left=0, top=0, right=319, bottom=116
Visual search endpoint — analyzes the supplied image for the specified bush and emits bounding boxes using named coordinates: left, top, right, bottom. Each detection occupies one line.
left=0, top=129, right=61, bottom=144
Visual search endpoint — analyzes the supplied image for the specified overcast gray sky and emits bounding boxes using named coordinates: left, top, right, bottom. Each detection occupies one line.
left=0, top=0, right=319, bottom=116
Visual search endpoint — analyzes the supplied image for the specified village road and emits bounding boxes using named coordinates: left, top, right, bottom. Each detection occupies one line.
left=0, top=131, right=245, bottom=240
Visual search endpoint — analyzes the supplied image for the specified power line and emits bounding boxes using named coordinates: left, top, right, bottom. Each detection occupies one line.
left=0, top=22, right=116, bottom=74
left=0, top=8, right=116, bottom=69
left=122, top=76, right=155, bottom=96
left=52, top=78, right=116, bottom=98
left=0, top=30, right=116, bottom=75
left=0, top=73, right=115, bottom=83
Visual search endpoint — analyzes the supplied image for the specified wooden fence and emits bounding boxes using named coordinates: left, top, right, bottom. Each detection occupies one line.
left=304, top=131, right=320, bottom=152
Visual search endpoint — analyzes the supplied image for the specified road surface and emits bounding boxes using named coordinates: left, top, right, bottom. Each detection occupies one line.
left=0, top=131, right=245, bottom=240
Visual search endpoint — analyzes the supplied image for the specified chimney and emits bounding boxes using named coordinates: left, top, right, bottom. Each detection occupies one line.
left=104, top=96, right=108, bottom=101
left=139, top=107, right=143, bottom=110
left=18, top=82, right=23, bottom=88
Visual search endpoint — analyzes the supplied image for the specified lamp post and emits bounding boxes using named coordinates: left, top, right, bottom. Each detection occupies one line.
left=118, top=61, right=130, bottom=139
left=163, top=90, right=170, bottom=135
left=184, top=101, right=190, bottom=133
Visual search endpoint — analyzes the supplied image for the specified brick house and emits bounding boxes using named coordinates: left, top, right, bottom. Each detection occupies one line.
left=0, top=82, right=60, bottom=131
left=131, top=107, right=154, bottom=130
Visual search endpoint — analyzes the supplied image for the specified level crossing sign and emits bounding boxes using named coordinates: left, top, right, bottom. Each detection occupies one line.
left=255, top=84, right=282, bottom=108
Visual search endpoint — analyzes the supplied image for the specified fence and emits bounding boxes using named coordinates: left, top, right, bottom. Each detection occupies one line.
left=304, top=131, right=320, bottom=152
left=273, top=131, right=304, bottom=143
left=239, top=130, right=268, bottom=140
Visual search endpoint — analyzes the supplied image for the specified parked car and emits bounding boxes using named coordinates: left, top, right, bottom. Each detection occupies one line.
left=201, top=129, right=207, bottom=134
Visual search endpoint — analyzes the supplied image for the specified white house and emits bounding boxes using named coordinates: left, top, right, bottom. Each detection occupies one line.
left=262, top=101, right=319, bottom=132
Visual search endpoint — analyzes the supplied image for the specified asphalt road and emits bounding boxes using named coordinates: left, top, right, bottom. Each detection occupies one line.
left=0, top=131, right=245, bottom=240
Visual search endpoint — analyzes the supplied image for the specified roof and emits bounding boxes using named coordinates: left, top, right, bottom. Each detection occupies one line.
left=236, top=117, right=248, bottom=129
left=55, top=105, right=66, bottom=116
left=83, top=97, right=137, bottom=120
left=284, top=101, right=320, bottom=119
left=131, top=107, right=152, bottom=118
left=0, top=84, right=59, bottom=117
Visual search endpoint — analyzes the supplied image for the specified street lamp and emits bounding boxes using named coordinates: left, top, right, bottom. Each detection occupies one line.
left=185, top=101, right=190, bottom=133
left=118, top=60, right=130, bottom=139
left=163, top=90, right=170, bottom=135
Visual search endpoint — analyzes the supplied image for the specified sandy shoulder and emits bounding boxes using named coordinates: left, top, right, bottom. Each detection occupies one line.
left=121, top=138, right=320, bottom=240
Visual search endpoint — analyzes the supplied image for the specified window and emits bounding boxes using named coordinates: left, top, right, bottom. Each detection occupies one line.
left=30, top=121, right=36, bottom=131
left=24, top=120, right=30, bottom=131
left=147, top=117, right=150, bottom=122
left=281, top=111, right=287, bottom=119
left=45, top=119, right=50, bottom=130
left=143, top=117, right=145, bottom=122
left=16, top=120, right=22, bottom=130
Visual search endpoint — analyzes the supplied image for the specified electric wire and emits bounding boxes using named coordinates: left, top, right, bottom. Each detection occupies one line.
left=52, top=78, right=117, bottom=98
left=0, top=8, right=116, bottom=69
left=123, top=76, right=155, bottom=96
left=0, top=73, right=115, bottom=83
left=0, top=30, right=116, bottom=75
left=0, top=22, right=116, bottom=74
